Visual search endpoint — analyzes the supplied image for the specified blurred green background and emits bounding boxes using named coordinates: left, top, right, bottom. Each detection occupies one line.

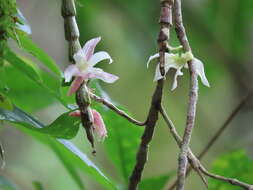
left=1, top=0, right=253, bottom=189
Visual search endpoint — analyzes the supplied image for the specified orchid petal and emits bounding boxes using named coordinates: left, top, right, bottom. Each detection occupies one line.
left=171, top=67, right=184, bottom=90
left=69, top=110, right=81, bottom=117
left=73, top=49, right=86, bottom=64
left=92, top=109, right=107, bottom=141
left=153, top=59, right=181, bottom=81
left=83, top=37, right=101, bottom=61
left=68, top=77, right=84, bottom=96
left=88, top=51, right=113, bottom=67
left=147, top=53, right=159, bottom=68
left=193, top=58, right=210, bottom=87
left=64, top=64, right=80, bottom=82
left=76, top=72, right=91, bottom=81
left=88, top=68, right=119, bottom=83
left=148, top=53, right=176, bottom=68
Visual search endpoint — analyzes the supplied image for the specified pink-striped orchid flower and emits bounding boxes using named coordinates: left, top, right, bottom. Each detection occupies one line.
left=69, top=109, right=107, bottom=141
left=64, top=37, right=119, bottom=96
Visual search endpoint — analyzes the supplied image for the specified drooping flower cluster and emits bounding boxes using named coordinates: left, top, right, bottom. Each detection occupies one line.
left=147, top=51, right=210, bottom=90
left=65, top=37, right=118, bottom=140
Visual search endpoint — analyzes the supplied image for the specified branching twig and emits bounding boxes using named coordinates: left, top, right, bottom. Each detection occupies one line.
left=61, top=0, right=95, bottom=150
left=198, top=89, right=253, bottom=159
left=89, top=92, right=146, bottom=126
left=128, top=0, right=173, bottom=189
left=200, top=167, right=253, bottom=190
left=160, top=106, right=253, bottom=190
left=159, top=106, right=208, bottom=188
left=167, top=89, right=253, bottom=190
left=173, top=0, right=199, bottom=189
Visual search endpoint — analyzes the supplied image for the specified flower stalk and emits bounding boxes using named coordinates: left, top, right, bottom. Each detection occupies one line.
left=173, top=0, right=202, bottom=189
left=128, top=0, right=173, bottom=189
left=61, top=0, right=95, bottom=150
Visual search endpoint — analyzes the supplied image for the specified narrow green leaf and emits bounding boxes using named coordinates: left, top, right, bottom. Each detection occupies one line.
left=0, top=93, right=13, bottom=111
left=48, top=141, right=86, bottom=190
left=2, top=62, right=68, bottom=110
left=0, top=106, right=116, bottom=190
left=0, top=176, right=20, bottom=190
left=16, top=30, right=62, bottom=77
left=1, top=66, right=57, bottom=112
left=4, top=50, right=42, bottom=82
left=39, top=111, right=80, bottom=139
left=139, top=173, right=174, bottom=190
left=0, top=108, right=80, bottom=139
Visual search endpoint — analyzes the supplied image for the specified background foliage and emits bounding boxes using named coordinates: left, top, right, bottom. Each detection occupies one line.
left=0, top=0, right=253, bottom=189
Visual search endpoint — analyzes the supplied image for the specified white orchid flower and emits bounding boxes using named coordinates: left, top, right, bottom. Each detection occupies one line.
left=64, top=37, right=119, bottom=96
left=147, top=51, right=210, bottom=90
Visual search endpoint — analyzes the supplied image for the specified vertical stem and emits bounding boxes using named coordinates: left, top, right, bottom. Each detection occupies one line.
left=173, top=0, right=199, bottom=189
left=128, top=80, right=164, bottom=190
left=128, top=1, right=173, bottom=189
left=61, top=0, right=95, bottom=150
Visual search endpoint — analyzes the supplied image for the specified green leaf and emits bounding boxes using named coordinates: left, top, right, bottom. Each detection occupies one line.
left=32, top=181, right=44, bottom=190
left=139, top=173, right=174, bottom=190
left=209, top=150, right=253, bottom=190
left=3, top=55, right=67, bottom=109
left=0, top=66, right=56, bottom=112
left=16, top=30, right=62, bottom=77
left=4, top=50, right=42, bottom=83
left=0, top=176, right=20, bottom=190
left=94, top=102, right=143, bottom=182
left=0, top=107, right=80, bottom=139
left=0, top=93, right=13, bottom=111
left=0, top=106, right=116, bottom=190
left=39, top=111, right=80, bottom=139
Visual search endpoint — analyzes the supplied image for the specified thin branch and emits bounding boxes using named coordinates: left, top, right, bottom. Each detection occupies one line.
left=199, top=167, right=253, bottom=190
left=89, top=92, right=146, bottom=126
left=128, top=0, right=173, bottom=189
left=128, top=81, right=164, bottom=190
left=167, top=89, right=253, bottom=190
left=159, top=106, right=253, bottom=190
left=159, top=106, right=208, bottom=188
left=61, top=0, right=95, bottom=151
left=173, top=0, right=199, bottom=189
left=198, top=89, right=253, bottom=159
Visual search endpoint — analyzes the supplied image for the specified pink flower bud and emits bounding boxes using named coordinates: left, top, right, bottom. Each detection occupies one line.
left=92, top=109, right=107, bottom=141
left=69, top=109, right=107, bottom=141
left=69, top=110, right=81, bottom=117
